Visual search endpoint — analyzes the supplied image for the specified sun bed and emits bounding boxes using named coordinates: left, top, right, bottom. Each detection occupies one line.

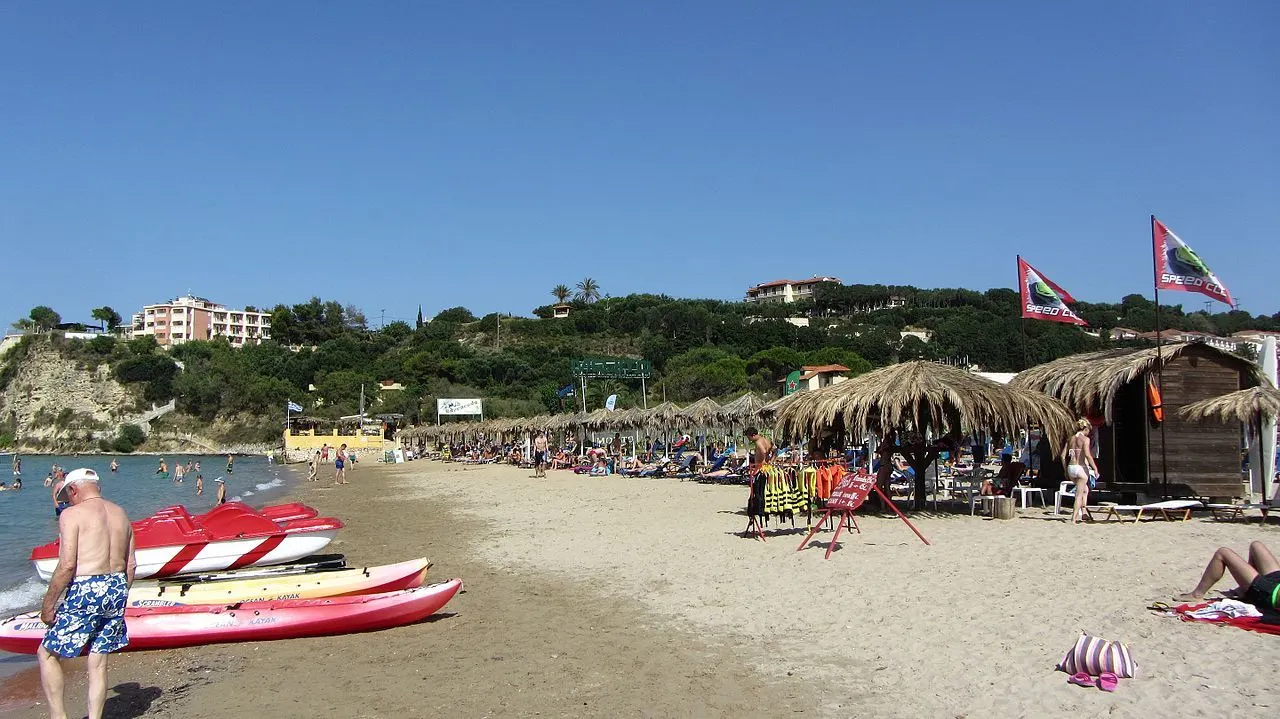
left=1095, top=500, right=1203, bottom=523
left=1208, top=503, right=1271, bottom=523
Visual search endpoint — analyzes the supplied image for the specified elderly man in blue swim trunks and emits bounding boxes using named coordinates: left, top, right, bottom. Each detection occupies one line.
left=37, top=468, right=137, bottom=719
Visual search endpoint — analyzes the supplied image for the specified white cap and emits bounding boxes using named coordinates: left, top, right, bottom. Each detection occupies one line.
left=55, top=468, right=100, bottom=503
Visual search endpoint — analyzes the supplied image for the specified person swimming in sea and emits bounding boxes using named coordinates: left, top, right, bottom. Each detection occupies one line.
left=226, top=455, right=234, bottom=475
left=109, top=459, right=118, bottom=472
left=195, top=474, right=204, bottom=496
left=155, top=458, right=169, bottom=481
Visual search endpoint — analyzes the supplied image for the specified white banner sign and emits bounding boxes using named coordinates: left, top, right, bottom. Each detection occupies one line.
left=437, top=398, right=483, bottom=416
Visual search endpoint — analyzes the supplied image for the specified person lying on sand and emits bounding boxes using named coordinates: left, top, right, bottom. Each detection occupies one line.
left=1175, top=541, right=1280, bottom=612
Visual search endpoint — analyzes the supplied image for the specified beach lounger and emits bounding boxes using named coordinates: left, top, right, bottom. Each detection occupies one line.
left=1208, top=503, right=1271, bottom=523
left=1096, top=500, right=1203, bottom=523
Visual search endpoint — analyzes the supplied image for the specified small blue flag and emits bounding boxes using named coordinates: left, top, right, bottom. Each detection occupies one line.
left=287, top=401, right=304, bottom=413
left=556, top=384, right=575, bottom=398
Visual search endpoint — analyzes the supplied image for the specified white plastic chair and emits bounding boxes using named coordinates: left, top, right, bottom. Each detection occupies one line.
left=1054, top=481, right=1075, bottom=515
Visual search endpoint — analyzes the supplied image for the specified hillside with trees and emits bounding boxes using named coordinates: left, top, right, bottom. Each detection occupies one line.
left=2, top=285, right=1276, bottom=449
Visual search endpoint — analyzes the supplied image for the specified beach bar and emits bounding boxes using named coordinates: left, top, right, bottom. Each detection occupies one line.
left=1013, top=342, right=1263, bottom=500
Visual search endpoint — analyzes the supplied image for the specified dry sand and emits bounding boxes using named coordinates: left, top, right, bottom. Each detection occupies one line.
left=4, top=459, right=1278, bottom=718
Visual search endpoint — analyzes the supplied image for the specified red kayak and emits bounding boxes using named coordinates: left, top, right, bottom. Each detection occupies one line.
left=31, top=503, right=343, bottom=581
left=0, top=579, right=462, bottom=655
left=147, top=502, right=319, bottom=526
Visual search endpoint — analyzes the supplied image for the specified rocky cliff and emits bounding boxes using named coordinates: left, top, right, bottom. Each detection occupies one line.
left=0, top=339, right=142, bottom=451
left=0, top=337, right=270, bottom=454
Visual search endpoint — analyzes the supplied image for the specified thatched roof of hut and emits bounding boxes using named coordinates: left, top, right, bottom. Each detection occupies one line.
left=777, top=360, right=1075, bottom=450
left=1179, top=384, right=1280, bottom=425
left=679, top=397, right=725, bottom=426
left=1011, top=342, right=1263, bottom=423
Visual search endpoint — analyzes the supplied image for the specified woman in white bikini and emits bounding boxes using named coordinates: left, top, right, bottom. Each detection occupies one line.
left=1064, top=418, right=1099, bottom=524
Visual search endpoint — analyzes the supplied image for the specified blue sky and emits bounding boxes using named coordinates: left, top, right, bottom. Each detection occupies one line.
left=2, top=2, right=1276, bottom=329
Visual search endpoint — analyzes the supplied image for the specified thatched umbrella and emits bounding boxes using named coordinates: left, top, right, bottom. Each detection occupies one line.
left=679, top=397, right=726, bottom=426
left=644, top=401, right=682, bottom=427
left=1179, top=385, right=1280, bottom=424
left=608, top=407, right=645, bottom=430
left=778, top=360, right=1075, bottom=509
left=723, top=393, right=768, bottom=422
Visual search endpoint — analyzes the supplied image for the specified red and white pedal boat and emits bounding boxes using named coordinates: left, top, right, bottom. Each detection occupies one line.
left=30, top=503, right=343, bottom=581
left=0, top=579, right=463, bottom=654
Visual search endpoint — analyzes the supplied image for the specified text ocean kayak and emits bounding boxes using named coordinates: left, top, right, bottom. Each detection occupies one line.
left=127, top=557, right=430, bottom=607
left=30, top=503, right=343, bottom=580
left=0, top=579, right=462, bottom=655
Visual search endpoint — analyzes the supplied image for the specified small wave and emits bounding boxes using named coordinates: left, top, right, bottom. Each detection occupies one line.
left=0, top=578, right=46, bottom=614
left=254, top=479, right=283, bottom=492
left=240, top=490, right=255, bottom=497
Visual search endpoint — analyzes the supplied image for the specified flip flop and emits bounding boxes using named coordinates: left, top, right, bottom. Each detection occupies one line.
left=1096, top=672, right=1119, bottom=692
left=1067, top=672, right=1094, bottom=687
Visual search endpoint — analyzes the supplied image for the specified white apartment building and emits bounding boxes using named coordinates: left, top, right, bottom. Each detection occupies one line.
left=130, top=295, right=271, bottom=347
left=744, top=276, right=841, bottom=303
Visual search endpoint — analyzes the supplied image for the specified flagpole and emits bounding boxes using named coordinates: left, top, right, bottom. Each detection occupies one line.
left=1151, top=214, right=1169, bottom=498
left=1018, top=256, right=1029, bottom=370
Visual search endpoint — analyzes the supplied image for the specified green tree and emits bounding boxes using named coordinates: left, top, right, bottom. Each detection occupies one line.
left=91, top=306, right=122, bottom=330
left=575, top=278, right=601, bottom=304
left=111, top=424, right=147, bottom=453
left=14, top=306, right=61, bottom=333
left=433, top=307, right=476, bottom=324
left=315, top=370, right=377, bottom=413
left=552, top=284, right=572, bottom=303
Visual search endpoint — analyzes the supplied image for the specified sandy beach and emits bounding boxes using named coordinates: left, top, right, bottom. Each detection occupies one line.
left=4, top=459, right=1278, bottom=718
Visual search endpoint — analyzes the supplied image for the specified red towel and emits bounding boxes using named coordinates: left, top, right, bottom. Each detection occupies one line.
left=1175, top=603, right=1280, bottom=635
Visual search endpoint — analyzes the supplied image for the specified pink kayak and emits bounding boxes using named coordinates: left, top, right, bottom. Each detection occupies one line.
left=0, top=579, right=462, bottom=655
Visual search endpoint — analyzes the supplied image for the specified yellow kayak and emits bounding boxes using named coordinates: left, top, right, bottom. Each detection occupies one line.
left=127, top=557, right=430, bottom=607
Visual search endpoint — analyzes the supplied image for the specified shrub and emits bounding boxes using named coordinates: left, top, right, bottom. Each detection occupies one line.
left=111, top=424, right=147, bottom=453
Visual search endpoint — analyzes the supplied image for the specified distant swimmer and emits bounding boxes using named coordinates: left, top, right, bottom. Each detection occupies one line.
left=12, top=455, right=21, bottom=479
left=155, top=459, right=169, bottom=481
left=195, top=474, right=204, bottom=496
left=44, top=473, right=54, bottom=487
left=11, top=477, right=21, bottom=490
left=226, top=455, right=234, bottom=475
left=109, top=459, right=118, bottom=473
left=173, top=462, right=185, bottom=485
left=214, top=477, right=226, bottom=505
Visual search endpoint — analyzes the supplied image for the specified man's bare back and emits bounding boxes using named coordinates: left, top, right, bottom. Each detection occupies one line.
left=58, top=495, right=133, bottom=577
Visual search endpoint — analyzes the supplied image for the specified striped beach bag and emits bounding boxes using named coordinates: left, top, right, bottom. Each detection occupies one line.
left=1057, top=632, right=1138, bottom=678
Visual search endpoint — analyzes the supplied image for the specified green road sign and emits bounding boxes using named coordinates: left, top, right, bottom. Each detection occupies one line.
left=571, top=357, right=652, bottom=379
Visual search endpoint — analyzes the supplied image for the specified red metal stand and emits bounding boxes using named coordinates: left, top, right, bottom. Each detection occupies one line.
left=795, top=485, right=930, bottom=559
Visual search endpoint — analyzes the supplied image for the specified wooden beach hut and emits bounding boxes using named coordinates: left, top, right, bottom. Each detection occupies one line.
left=1012, top=342, right=1264, bottom=500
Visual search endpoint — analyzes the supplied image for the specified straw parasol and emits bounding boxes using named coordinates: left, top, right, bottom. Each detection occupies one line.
left=778, top=360, right=1075, bottom=509
left=722, top=393, right=767, bottom=422
left=1178, top=384, right=1280, bottom=424
left=607, top=407, right=645, bottom=430
left=678, top=397, right=726, bottom=426
left=643, top=401, right=682, bottom=428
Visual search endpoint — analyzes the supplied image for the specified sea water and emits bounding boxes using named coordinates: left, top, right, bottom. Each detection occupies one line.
left=0, top=454, right=302, bottom=677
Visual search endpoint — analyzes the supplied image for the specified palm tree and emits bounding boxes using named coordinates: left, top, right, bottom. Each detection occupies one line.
left=576, top=278, right=601, bottom=304
left=551, top=284, right=572, bottom=304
